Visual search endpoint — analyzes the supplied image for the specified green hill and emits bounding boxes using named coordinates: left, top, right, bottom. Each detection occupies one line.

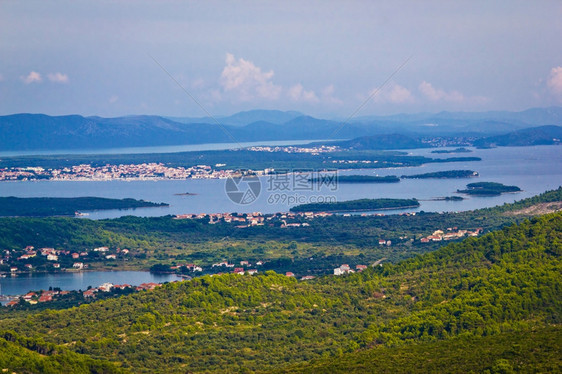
left=1, top=211, right=560, bottom=372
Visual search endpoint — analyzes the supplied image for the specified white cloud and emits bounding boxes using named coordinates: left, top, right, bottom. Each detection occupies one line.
left=191, top=78, right=205, bottom=89
left=547, top=66, right=562, bottom=98
left=47, top=72, right=69, bottom=83
left=372, top=83, right=413, bottom=104
left=288, top=83, right=319, bottom=103
left=220, top=53, right=281, bottom=101
left=21, top=71, right=42, bottom=84
left=321, top=84, right=343, bottom=105
left=418, top=81, right=464, bottom=102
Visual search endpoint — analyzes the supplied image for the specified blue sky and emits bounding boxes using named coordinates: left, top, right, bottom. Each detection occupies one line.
left=1, top=1, right=562, bottom=118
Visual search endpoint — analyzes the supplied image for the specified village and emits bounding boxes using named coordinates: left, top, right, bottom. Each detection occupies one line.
left=1, top=209, right=485, bottom=308
left=0, top=163, right=240, bottom=182
left=3, top=281, right=163, bottom=307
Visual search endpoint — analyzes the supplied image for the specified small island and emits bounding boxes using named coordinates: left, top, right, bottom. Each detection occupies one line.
left=402, top=170, right=478, bottom=179
left=309, top=175, right=400, bottom=184
left=431, top=147, right=473, bottom=154
left=457, top=182, right=521, bottom=196
left=290, top=198, right=420, bottom=212
left=174, top=192, right=198, bottom=196
left=0, top=196, right=169, bottom=217
left=433, top=196, right=465, bottom=201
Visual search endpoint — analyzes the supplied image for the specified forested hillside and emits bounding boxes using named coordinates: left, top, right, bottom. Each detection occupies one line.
left=1, top=212, right=560, bottom=372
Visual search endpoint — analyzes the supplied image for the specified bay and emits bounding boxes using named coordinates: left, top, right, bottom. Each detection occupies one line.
left=0, top=145, right=560, bottom=218
left=0, top=271, right=182, bottom=297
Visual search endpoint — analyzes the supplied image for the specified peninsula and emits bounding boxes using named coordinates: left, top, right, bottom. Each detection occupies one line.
left=457, top=182, right=521, bottom=196
left=290, top=198, right=420, bottom=212
left=402, top=170, right=478, bottom=179
left=0, top=197, right=168, bottom=217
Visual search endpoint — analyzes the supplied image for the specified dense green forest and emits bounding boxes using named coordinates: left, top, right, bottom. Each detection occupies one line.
left=401, top=169, right=477, bottom=179
left=277, top=327, right=562, bottom=373
left=290, top=198, right=420, bottom=212
left=0, top=211, right=560, bottom=372
left=0, top=196, right=167, bottom=217
left=0, top=331, right=124, bottom=373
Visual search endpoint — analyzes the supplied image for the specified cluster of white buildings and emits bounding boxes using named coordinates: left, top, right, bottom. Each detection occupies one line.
left=420, top=227, right=483, bottom=243
left=0, top=163, right=236, bottom=182
left=175, top=211, right=335, bottom=228
left=333, top=264, right=368, bottom=276
left=247, top=145, right=338, bottom=154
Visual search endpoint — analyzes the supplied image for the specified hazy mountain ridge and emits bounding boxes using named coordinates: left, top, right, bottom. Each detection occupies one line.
left=474, top=125, right=562, bottom=147
left=1, top=107, right=561, bottom=151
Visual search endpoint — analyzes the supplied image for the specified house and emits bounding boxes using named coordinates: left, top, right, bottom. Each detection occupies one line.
left=53, top=263, right=60, bottom=268
left=24, top=264, right=32, bottom=269
left=113, top=284, right=131, bottom=290
left=99, top=283, right=114, bottom=292
left=73, top=262, right=84, bottom=269
left=10, top=267, right=17, bottom=273
left=233, top=268, right=245, bottom=275
left=334, top=264, right=354, bottom=276
left=378, top=239, right=386, bottom=245
left=105, top=254, right=117, bottom=260
left=334, top=268, right=345, bottom=276
left=47, top=254, right=58, bottom=261
left=94, top=246, right=109, bottom=252
left=38, top=294, right=53, bottom=302
left=247, top=269, right=258, bottom=275
left=240, top=260, right=249, bottom=266
left=301, top=276, right=315, bottom=280
left=136, top=283, right=159, bottom=291
left=420, top=238, right=430, bottom=243
left=285, top=272, right=295, bottom=277
left=71, top=253, right=80, bottom=259
left=356, top=265, right=368, bottom=271
left=83, top=289, right=96, bottom=298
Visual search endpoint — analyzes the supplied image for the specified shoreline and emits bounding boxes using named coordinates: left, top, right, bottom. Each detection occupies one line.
left=292, top=204, right=420, bottom=213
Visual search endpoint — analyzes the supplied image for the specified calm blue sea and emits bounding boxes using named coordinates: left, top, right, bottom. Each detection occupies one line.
left=0, top=271, right=182, bottom=298
left=0, top=145, right=560, bottom=218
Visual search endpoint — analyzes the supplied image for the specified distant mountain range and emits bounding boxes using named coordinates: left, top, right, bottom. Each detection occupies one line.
left=0, top=107, right=561, bottom=152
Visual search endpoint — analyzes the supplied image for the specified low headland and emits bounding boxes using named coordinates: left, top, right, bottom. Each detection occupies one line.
left=402, top=170, right=478, bottom=179
left=0, top=196, right=169, bottom=217
left=457, top=182, right=521, bottom=196
left=290, top=198, right=420, bottom=212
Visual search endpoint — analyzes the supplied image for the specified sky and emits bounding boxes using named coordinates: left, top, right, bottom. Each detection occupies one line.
left=1, top=0, right=562, bottom=118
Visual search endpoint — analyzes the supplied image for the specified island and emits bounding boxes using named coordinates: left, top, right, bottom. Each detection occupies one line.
left=0, top=196, right=169, bottom=217
left=174, top=192, right=198, bottom=196
left=402, top=170, right=478, bottom=179
left=432, top=196, right=465, bottom=201
left=290, top=198, right=420, bottom=212
left=457, top=182, right=521, bottom=196
left=431, top=147, right=473, bottom=154
left=309, top=175, right=400, bottom=184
